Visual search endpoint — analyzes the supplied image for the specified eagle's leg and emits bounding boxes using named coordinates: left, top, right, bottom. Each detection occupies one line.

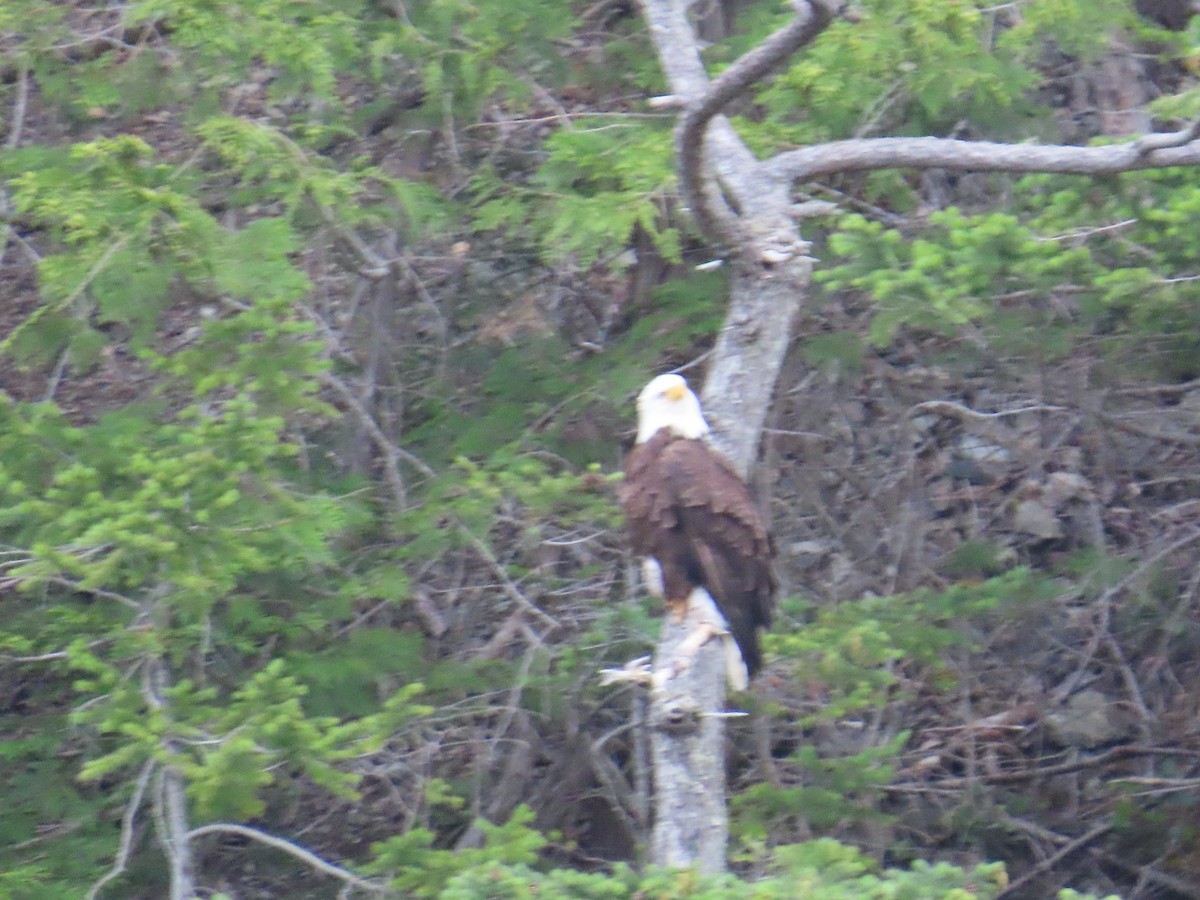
left=598, top=621, right=731, bottom=691
left=633, top=603, right=726, bottom=686
left=676, top=588, right=749, bottom=691
left=600, top=591, right=740, bottom=691
left=674, top=619, right=723, bottom=666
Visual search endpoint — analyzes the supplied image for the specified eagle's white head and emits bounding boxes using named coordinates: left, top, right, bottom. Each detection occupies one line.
left=635, top=373, right=710, bottom=444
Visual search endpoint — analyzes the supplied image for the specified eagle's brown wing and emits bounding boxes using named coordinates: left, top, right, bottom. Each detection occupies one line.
left=621, top=432, right=775, bottom=677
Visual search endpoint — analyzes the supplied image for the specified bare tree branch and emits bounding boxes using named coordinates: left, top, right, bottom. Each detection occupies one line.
left=997, top=822, right=1113, bottom=899
left=640, top=0, right=782, bottom=253
left=909, top=400, right=1069, bottom=421
left=455, top=517, right=562, bottom=632
left=676, top=1, right=840, bottom=245
left=4, top=61, right=30, bottom=149
left=898, top=745, right=1200, bottom=791
left=766, top=126, right=1200, bottom=183
left=186, top=823, right=389, bottom=894
left=139, top=644, right=197, bottom=900
left=86, top=759, right=155, bottom=900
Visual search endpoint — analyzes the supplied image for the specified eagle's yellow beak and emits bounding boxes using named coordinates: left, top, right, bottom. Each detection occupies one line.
left=664, top=382, right=687, bottom=402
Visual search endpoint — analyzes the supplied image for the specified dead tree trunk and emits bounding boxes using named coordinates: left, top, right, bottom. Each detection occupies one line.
left=647, top=622, right=728, bottom=871
left=638, top=0, right=838, bottom=873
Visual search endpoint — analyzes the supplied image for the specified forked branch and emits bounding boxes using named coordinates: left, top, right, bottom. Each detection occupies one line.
left=676, top=1, right=840, bottom=244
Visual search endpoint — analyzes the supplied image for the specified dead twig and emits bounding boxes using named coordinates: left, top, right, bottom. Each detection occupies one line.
left=186, top=823, right=388, bottom=893
left=456, top=518, right=561, bottom=632
left=86, top=758, right=156, bottom=900
left=996, top=822, right=1112, bottom=898
left=318, top=369, right=434, bottom=511
left=1095, top=409, right=1200, bottom=447
left=1134, top=118, right=1200, bottom=155
left=889, top=744, right=1200, bottom=790
left=1052, top=529, right=1200, bottom=704
left=909, top=399, right=1068, bottom=421
left=5, top=61, right=29, bottom=149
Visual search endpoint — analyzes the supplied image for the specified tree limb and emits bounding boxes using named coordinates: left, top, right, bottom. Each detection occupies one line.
left=997, top=822, right=1113, bottom=899
left=186, top=823, right=389, bottom=894
left=455, top=517, right=561, bottom=632
left=766, top=127, right=1200, bottom=182
left=676, top=0, right=840, bottom=245
left=890, top=743, right=1200, bottom=790
left=86, top=758, right=155, bottom=900
left=144, top=658, right=196, bottom=900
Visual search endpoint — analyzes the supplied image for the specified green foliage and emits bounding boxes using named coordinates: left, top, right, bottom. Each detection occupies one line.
left=767, top=839, right=1008, bottom=899
left=0, top=396, right=329, bottom=599
left=0, top=374, right=430, bottom=892
left=735, top=733, right=908, bottom=837
left=472, top=118, right=679, bottom=266
left=0, top=703, right=125, bottom=897
left=442, top=863, right=636, bottom=900
left=2, top=136, right=214, bottom=359
left=744, top=0, right=1046, bottom=150
left=197, top=117, right=385, bottom=226
left=286, top=628, right=427, bottom=717
left=819, top=208, right=1089, bottom=347
left=0, top=378, right=431, bottom=816
left=378, top=0, right=577, bottom=123
left=127, top=0, right=364, bottom=102
left=799, top=331, right=867, bottom=374
left=392, top=449, right=617, bottom=564
left=433, top=838, right=1010, bottom=899
left=733, top=572, right=1060, bottom=850
left=772, top=570, right=1048, bottom=722
left=743, top=0, right=1138, bottom=151
left=820, top=165, right=1200, bottom=377
left=0, top=134, right=339, bottom=393
left=369, top=804, right=548, bottom=897
left=0, top=197, right=418, bottom=890
left=942, top=541, right=1016, bottom=580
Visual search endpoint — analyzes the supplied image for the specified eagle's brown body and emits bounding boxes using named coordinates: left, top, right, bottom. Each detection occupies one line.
left=620, top=430, right=775, bottom=678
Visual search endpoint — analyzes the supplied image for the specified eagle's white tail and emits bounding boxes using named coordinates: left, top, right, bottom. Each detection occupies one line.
left=723, top=634, right=749, bottom=691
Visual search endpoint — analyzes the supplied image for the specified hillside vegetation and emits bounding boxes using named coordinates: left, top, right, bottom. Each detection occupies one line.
left=1, top=1, right=1199, bottom=897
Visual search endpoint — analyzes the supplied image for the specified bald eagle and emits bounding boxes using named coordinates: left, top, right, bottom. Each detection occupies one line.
left=619, top=374, right=775, bottom=689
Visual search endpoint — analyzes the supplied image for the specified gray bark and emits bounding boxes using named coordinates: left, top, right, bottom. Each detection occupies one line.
left=639, top=0, right=835, bottom=874
left=146, top=660, right=196, bottom=900
left=765, top=122, right=1200, bottom=182
left=142, top=607, right=197, bottom=900
left=162, top=764, right=196, bottom=900
left=701, top=256, right=813, bottom=473
left=648, top=627, right=728, bottom=872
